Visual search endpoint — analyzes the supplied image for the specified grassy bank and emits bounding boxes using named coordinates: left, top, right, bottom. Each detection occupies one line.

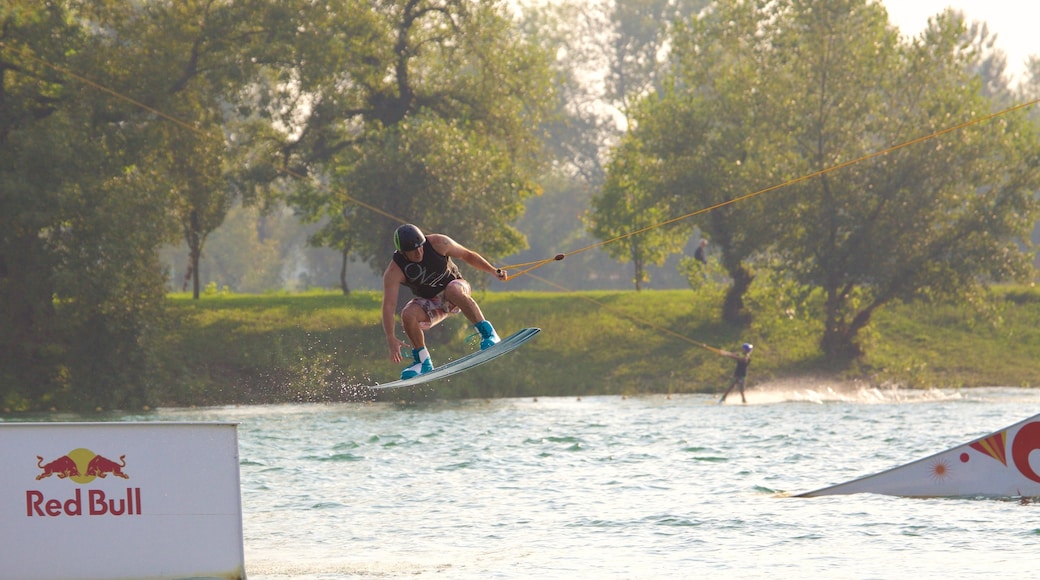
left=156, top=286, right=1040, bottom=406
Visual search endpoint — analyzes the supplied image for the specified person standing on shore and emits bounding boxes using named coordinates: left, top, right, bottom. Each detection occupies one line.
left=381, top=224, right=507, bottom=379
left=694, top=238, right=708, bottom=265
left=718, top=343, right=753, bottom=404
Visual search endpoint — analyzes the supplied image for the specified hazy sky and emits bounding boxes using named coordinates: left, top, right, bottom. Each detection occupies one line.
left=525, top=1, right=1038, bottom=85
left=881, top=0, right=1038, bottom=83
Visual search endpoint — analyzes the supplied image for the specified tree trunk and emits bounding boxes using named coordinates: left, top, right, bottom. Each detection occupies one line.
left=820, top=324, right=859, bottom=360
left=185, top=209, right=202, bottom=300
left=722, top=264, right=753, bottom=324
left=821, top=300, right=876, bottom=361
left=632, top=241, right=645, bottom=291
left=339, top=246, right=350, bottom=296
left=190, top=246, right=201, bottom=299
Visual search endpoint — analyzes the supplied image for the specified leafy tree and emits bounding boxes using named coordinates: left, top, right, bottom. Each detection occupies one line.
left=241, top=0, right=556, bottom=277
left=638, top=0, right=790, bottom=321
left=602, top=0, right=708, bottom=116
left=568, top=0, right=710, bottom=289
left=198, top=204, right=283, bottom=292
left=775, top=1, right=1040, bottom=359
left=516, top=1, right=612, bottom=188
left=163, top=121, right=234, bottom=299
left=0, top=1, right=171, bottom=410
left=965, top=18, right=1014, bottom=104
left=122, top=0, right=266, bottom=299
left=532, top=0, right=710, bottom=152
left=590, top=136, right=685, bottom=290
left=606, top=0, right=1040, bottom=361
left=1017, top=57, right=1040, bottom=253
left=501, top=173, right=634, bottom=290
left=160, top=200, right=364, bottom=293
left=296, top=190, right=361, bottom=295
left=1019, top=57, right=1040, bottom=113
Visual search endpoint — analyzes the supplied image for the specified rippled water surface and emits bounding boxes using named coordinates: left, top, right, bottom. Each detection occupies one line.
left=153, top=386, right=1040, bottom=577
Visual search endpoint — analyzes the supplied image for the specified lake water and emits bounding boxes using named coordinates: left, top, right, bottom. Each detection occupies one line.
left=55, top=385, right=1040, bottom=577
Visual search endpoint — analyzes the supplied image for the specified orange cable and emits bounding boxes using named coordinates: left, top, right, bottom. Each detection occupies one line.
left=501, top=97, right=1040, bottom=275
left=6, top=39, right=1036, bottom=282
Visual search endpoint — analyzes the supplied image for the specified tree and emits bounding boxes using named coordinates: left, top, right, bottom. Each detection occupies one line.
left=164, top=121, right=234, bottom=299
left=241, top=0, right=556, bottom=277
left=590, top=136, right=686, bottom=290
left=543, top=0, right=710, bottom=290
left=775, top=1, right=1040, bottom=359
left=298, top=192, right=361, bottom=295
left=602, top=0, right=708, bottom=117
left=604, top=0, right=1040, bottom=361
left=590, top=0, right=792, bottom=313
left=1018, top=56, right=1040, bottom=112
left=122, top=0, right=266, bottom=299
left=531, top=0, right=710, bottom=154
left=638, top=0, right=790, bottom=321
left=0, top=1, right=172, bottom=410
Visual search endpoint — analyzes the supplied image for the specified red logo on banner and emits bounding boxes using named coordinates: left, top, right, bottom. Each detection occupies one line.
left=28, top=449, right=141, bottom=518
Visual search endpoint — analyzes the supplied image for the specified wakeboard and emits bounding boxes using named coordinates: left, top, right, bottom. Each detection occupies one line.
left=369, top=327, right=541, bottom=390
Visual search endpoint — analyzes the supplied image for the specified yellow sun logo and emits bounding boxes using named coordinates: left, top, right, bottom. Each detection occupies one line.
left=929, top=458, right=951, bottom=481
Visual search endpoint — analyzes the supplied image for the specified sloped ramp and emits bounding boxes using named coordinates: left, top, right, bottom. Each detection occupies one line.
left=796, top=411, right=1040, bottom=498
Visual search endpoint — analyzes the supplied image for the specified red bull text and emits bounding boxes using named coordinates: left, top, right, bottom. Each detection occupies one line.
left=26, top=487, right=142, bottom=517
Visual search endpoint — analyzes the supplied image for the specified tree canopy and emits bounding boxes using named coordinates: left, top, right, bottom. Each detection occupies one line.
left=1, top=0, right=174, bottom=409
left=242, top=0, right=558, bottom=282
left=599, top=0, right=1040, bottom=358
left=2, top=0, right=1038, bottom=410
left=0, top=0, right=557, bottom=409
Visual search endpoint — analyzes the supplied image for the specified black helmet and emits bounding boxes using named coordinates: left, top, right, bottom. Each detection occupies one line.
left=394, top=224, right=426, bottom=252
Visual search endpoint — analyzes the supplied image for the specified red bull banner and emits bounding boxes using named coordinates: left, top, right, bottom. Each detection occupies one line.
left=797, top=411, right=1040, bottom=498
left=1, top=422, right=244, bottom=580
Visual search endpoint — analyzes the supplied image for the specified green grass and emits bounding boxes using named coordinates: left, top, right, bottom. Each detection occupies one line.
left=156, top=285, right=1040, bottom=405
left=866, top=289, right=1040, bottom=388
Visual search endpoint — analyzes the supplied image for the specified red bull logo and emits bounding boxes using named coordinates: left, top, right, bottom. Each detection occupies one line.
left=35, top=448, right=128, bottom=483
left=35, top=454, right=80, bottom=480
left=28, top=448, right=141, bottom=518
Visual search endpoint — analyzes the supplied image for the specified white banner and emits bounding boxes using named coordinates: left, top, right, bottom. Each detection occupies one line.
left=1, top=422, right=244, bottom=580
left=798, top=411, right=1040, bottom=498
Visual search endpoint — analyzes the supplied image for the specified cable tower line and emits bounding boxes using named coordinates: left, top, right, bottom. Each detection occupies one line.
left=5, top=39, right=1036, bottom=283
left=499, top=97, right=1040, bottom=279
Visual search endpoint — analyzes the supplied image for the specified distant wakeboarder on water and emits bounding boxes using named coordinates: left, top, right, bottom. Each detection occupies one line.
left=718, top=343, right=753, bottom=404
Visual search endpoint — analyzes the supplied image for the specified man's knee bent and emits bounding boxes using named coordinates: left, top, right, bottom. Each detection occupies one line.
left=442, top=279, right=471, bottom=302
left=400, top=303, right=428, bottom=325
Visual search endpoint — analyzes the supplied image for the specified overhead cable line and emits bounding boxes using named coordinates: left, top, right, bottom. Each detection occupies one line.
left=0, top=40, right=413, bottom=228
left=4, top=40, right=1037, bottom=284
left=499, top=97, right=1040, bottom=279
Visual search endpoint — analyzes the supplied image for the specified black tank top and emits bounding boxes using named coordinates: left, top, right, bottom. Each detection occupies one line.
left=392, top=240, right=462, bottom=299
left=734, top=357, right=750, bottom=378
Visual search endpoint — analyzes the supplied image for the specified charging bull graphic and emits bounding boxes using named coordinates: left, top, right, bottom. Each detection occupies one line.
left=34, top=449, right=129, bottom=484
left=36, top=455, right=80, bottom=480
left=86, top=454, right=128, bottom=479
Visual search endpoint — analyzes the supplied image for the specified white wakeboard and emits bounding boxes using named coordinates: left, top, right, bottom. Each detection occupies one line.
left=369, top=327, right=541, bottom=390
